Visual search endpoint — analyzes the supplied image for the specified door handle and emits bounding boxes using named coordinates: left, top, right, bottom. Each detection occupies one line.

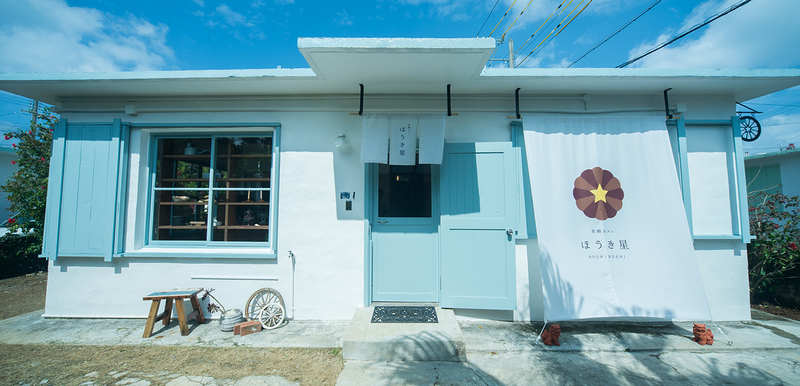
left=377, top=221, right=388, bottom=224
left=506, top=229, right=514, bottom=236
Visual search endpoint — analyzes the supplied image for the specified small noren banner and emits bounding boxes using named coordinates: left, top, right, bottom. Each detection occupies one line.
left=523, top=115, right=711, bottom=321
left=361, top=114, right=446, bottom=165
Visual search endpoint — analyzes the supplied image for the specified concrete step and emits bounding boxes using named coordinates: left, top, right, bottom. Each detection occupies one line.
left=342, top=306, right=466, bottom=362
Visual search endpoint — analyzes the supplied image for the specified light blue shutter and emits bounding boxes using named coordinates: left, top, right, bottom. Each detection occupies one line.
left=42, top=119, right=126, bottom=261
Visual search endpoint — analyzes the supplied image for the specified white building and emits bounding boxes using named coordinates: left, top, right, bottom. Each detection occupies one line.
left=1, top=38, right=799, bottom=322
left=746, top=148, right=800, bottom=198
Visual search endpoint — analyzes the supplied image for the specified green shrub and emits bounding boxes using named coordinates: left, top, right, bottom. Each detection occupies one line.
left=748, top=191, right=800, bottom=301
left=1, top=107, right=55, bottom=239
left=0, top=233, right=45, bottom=279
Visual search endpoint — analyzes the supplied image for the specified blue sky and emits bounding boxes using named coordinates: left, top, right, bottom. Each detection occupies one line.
left=1, top=0, right=799, bottom=154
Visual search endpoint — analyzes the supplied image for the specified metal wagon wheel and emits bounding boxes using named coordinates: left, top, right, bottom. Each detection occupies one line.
left=258, top=302, right=286, bottom=329
left=244, top=288, right=285, bottom=321
left=740, top=115, right=761, bottom=142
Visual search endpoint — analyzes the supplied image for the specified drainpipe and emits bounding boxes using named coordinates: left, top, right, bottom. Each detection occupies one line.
left=288, top=250, right=296, bottom=319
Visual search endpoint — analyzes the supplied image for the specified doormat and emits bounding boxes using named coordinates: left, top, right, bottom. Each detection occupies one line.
left=371, top=306, right=438, bottom=323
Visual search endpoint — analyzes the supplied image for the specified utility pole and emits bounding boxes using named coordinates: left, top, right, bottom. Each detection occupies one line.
left=30, top=100, right=39, bottom=126
left=508, top=38, right=515, bottom=68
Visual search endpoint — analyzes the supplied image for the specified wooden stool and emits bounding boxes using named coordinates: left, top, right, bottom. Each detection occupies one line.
left=142, top=288, right=206, bottom=338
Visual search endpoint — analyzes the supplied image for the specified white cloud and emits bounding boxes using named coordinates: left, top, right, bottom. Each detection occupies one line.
left=629, top=0, right=800, bottom=69
left=335, top=11, right=353, bottom=27
left=217, top=4, right=251, bottom=27
left=192, top=0, right=204, bottom=6
left=0, top=0, right=174, bottom=72
left=398, top=0, right=485, bottom=23
left=205, top=3, right=266, bottom=41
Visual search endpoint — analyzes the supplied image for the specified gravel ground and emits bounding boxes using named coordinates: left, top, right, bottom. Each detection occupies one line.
left=0, top=272, right=344, bottom=385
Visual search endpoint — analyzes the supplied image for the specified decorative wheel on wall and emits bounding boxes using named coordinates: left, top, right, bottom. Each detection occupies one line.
left=245, top=288, right=285, bottom=322
left=258, top=302, right=286, bottom=329
left=740, top=116, right=761, bottom=142
left=737, top=102, right=762, bottom=142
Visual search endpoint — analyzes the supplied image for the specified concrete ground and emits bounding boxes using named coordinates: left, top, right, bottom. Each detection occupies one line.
left=1, top=309, right=799, bottom=385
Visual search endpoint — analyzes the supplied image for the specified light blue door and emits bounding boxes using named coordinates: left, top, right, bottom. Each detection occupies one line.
left=440, top=142, right=517, bottom=310
left=371, top=163, right=439, bottom=302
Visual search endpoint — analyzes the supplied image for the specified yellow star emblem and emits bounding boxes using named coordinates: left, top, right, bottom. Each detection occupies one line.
left=590, top=183, right=608, bottom=203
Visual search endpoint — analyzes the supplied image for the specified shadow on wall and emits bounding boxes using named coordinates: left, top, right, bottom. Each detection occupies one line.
left=540, top=247, right=583, bottom=322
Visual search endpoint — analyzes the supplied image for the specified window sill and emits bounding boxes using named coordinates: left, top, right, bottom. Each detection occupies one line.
left=116, top=246, right=276, bottom=259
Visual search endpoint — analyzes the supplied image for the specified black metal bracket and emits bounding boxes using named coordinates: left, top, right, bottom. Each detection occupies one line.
left=515, top=88, right=521, bottom=119
left=350, top=84, right=365, bottom=116
left=447, top=84, right=452, bottom=116
left=358, top=84, right=364, bottom=115
left=663, top=88, right=673, bottom=119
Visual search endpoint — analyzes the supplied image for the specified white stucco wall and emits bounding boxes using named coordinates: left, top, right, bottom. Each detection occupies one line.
left=44, top=92, right=752, bottom=321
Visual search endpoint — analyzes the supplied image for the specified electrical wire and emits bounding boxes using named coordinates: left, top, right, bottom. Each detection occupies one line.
left=517, top=0, right=585, bottom=58
left=760, top=121, right=800, bottom=126
left=489, top=0, right=519, bottom=37
left=517, top=0, right=592, bottom=67
left=515, top=0, right=570, bottom=56
left=616, top=0, right=751, bottom=68
left=758, top=100, right=800, bottom=119
left=476, top=0, right=502, bottom=37
left=500, top=0, right=536, bottom=41
left=568, top=0, right=661, bottom=67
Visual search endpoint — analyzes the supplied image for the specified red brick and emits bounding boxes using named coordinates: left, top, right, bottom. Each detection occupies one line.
left=234, top=320, right=261, bottom=335
left=239, top=323, right=262, bottom=336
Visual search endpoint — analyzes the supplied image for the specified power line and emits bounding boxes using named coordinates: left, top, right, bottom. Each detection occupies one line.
left=761, top=121, right=800, bottom=126
left=568, top=0, right=661, bottom=68
left=500, top=0, right=536, bottom=40
left=518, top=0, right=592, bottom=61
left=616, top=0, right=751, bottom=68
left=515, top=0, right=569, bottom=56
left=489, top=0, right=519, bottom=37
left=476, top=0, right=501, bottom=37
left=748, top=102, right=800, bottom=107
left=758, top=100, right=800, bottom=119
left=517, top=0, right=592, bottom=67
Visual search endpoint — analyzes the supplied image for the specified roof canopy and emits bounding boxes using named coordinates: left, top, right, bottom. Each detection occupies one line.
left=1, top=38, right=799, bottom=105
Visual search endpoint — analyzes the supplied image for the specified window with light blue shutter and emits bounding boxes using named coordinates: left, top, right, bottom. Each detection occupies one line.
left=42, top=120, right=126, bottom=261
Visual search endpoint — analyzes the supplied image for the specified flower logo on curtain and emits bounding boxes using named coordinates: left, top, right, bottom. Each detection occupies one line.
left=573, top=167, right=624, bottom=220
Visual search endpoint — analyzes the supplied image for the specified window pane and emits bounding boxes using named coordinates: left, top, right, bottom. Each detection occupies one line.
left=152, top=189, right=209, bottom=241
left=214, top=137, right=272, bottom=189
left=154, top=138, right=211, bottom=188
left=211, top=202, right=270, bottom=242
left=378, top=164, right=432, bottom=218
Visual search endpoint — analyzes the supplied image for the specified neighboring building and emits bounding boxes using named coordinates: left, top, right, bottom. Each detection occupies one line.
left=1, top=38, right=799, bottom=322
left=745, top=148, right=800, bottom=199
left=0, top=146, right=18, bottom=235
